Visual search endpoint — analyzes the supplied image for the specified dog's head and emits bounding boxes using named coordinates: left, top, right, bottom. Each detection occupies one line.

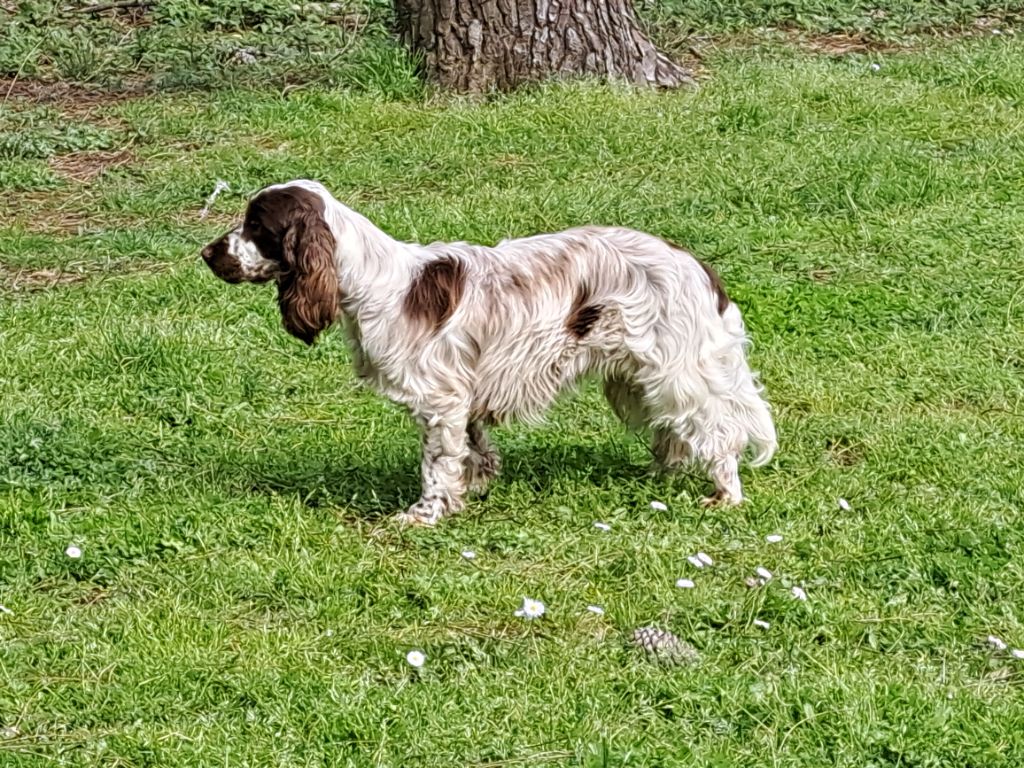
left=201, top=182, right=339, bottom=345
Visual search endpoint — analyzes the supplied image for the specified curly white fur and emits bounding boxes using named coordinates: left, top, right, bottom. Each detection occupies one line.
left=201, top=179, right=777, bottom=525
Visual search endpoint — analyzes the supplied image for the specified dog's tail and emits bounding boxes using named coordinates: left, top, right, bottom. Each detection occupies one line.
left=743, top=396, right=777, bottom=467
left=720, top=303, right=777, bottom=467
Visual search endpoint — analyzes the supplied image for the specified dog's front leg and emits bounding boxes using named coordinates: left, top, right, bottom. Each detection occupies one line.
left=397, top=415, right=469, bottom=527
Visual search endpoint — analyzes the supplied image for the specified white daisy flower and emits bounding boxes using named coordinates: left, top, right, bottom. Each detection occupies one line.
left=765, top=534, right=783, bottom=543
left=755, top=566, right=773, bottom=581
left=461, top=550, right=476, bottom=560
left=0, top=604, right=12, bottom=616
left=514, top=597, right=546, bottom=619
left=65, top=545, right=82, bottom=559
left=650, top=501, right=667, bottom=511
left=697, top=552, right=714, bottom=566
left=1012, top=649, right=1024, bottom=660
left=675, top=578, right=695, bottom=589
left=593, top=522, right=611, bottom=531
left=870, top=63, right=881, bottom=71
left=586, top=605, right=605, bottom=615
left=753, top=619, right=770, bottom=629
left=791, top=586, right=807, bottom=601
left=405, top=650, right=426, bottom=668
left=838, top=498, right=851, bottom=511
left=687, top=555, right=705, bottom=569
left=987, top=635, right=1007, bottom=651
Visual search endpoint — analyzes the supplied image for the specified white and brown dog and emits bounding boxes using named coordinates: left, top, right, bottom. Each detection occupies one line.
left=201, top=180, right=776, bottom=525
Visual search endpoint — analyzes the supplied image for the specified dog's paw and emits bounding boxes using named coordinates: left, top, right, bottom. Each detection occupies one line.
left=396, top=499, right=447, bottom=527
left=465, top=469, right=495, bottom=496
left=394, top=511, right=438, bottom=528
left=700, top=490, right=742, bottom=508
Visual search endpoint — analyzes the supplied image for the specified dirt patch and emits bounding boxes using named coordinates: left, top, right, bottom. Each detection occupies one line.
left=807, top=268, right=835, bottom=283
left=797, top=32, right=903, bottom=56
left=0, top=78, right=145, bottom=119
left=0, top=265, right=89, bottom=291
left=677, top=17, right=1018, bottom=65
left=48, top=148, right=134, bottom=182
left=825, top=436, right=864, bottom=467
left=0, top=258, right=171, bottom=293
left=0, top=186, right=237, bottom=235
left=0, top=188, right=107, bottom=234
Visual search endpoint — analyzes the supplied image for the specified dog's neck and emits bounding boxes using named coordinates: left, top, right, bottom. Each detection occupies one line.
left=320, top=195, right=415, bottom=318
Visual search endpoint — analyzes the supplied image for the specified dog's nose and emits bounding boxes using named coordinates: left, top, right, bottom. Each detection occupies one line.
left=201, top=244, right=213, bottom=261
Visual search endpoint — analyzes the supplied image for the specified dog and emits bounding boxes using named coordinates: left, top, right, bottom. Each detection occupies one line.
left=201, top=180, right=776, bottom=525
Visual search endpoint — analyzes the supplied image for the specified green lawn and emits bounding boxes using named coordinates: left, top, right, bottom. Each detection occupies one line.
left=3, top=13, right=1024, bottom=768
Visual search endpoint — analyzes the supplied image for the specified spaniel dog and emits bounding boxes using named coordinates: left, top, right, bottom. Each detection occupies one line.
left=201, top=180, right=776, bottom=526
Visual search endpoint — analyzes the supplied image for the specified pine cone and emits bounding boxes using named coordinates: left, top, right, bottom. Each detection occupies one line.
left=631, top=626, right=700, bottom=666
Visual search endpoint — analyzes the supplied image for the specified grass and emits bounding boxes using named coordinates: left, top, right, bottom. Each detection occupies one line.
left=3, top=7, right=1024, bottom=768
left=3, top=0, right=1023, bottom=93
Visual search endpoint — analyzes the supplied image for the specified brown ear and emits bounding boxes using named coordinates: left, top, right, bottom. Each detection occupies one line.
left=277, top=212, right=339, bottom=345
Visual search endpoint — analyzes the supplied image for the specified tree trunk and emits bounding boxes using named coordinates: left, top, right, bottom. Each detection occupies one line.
left=394, top=0, right=694, bottom=93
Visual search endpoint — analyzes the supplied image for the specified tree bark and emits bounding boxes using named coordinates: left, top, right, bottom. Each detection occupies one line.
left=394, top=0, right=694, bottom=93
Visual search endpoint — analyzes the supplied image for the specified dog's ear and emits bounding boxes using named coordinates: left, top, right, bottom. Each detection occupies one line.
left=277, top=212, right=339, bottom=345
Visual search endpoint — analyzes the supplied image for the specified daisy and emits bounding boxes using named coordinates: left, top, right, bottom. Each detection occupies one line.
left=987, top=635, right=1008, bottom=651
left=753, top=619, right=770, bottom=629
left=1012, top=649, right=1024, bottom=660
left=406, top=650, right=426, bottom=668
left=515, top=597, right=546, bottom=620
left=838, top=498, right=851, bottom=512
left=675, top=579, right=695, bottom=589
left=696, top=552, right=714, bottom=566
left=65, top=545, right=82, bottom=559
left=586, top=605, right=605, bottom=615
left=650, top=501, right=667, bottom=511
left=687, top=555, right=705, bottom=569
left=791, top=586, right=807, bottom=601
left=755, top=566, right=772, bottom=581
left=593, top=522, right=611, bottom=531
left=765, top=534, right=783, bottom=543
left=461, top=550, right=477, bottom=560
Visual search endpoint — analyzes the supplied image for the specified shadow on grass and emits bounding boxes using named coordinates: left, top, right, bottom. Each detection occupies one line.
left=232, top=436, right=691, bottom=521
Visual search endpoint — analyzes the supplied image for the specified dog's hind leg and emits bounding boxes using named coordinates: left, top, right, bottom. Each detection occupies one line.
left=464, top=420, right=500, bottom=496
left=649, top=378, right=774, bottom=506
left=607, top=376, right=694, bottom=472
left=603, top=376, right=647, bottom=430
left=651, top=427, right=692, bottom=471
left=648, top=408, right=744, bottom=506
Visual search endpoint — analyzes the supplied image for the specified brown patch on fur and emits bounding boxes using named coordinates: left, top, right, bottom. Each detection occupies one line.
left=403, top=256, right=466, bottom=332
left=659, top=237, right=730, bottom=315
left=507, top=272, right=530, bottom=293
left=698, top=260, right=730, bottom=315
left=502, top=239, right=580, bottom=297
left=566, top=285, right=603, bottom=339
